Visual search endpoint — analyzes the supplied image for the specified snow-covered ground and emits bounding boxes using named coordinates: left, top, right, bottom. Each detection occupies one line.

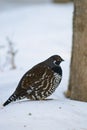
left=0, top=3, right=87, bottom=130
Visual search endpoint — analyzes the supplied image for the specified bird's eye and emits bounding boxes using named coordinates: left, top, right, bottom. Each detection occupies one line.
left=53, top=60, right=60, bottom=66
left=53, top=60, right=57, bottom=65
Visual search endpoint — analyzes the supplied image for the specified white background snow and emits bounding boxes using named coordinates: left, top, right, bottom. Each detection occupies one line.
left=0, top=2, right=87, bottom=130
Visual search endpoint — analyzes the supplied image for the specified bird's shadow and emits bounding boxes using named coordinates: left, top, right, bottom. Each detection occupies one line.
left=1, top=98, right=59, bottom=108
left=14, top=98, right=54, bottom=105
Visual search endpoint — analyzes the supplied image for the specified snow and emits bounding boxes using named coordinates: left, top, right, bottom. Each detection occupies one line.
left=0, top=2, right=87, bottom=130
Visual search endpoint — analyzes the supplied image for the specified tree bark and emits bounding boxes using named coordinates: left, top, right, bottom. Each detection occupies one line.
left=66, top=0, right=87, bottom=101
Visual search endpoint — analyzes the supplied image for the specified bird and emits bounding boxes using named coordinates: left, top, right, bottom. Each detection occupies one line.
left=3, top=55, right=64, bottom=107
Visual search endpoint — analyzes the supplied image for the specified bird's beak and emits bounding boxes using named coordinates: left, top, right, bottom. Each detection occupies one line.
left=62, top=58, right=64, bottom=62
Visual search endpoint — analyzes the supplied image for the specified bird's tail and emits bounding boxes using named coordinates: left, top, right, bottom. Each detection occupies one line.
left=3, top=93, right=18, bottom=107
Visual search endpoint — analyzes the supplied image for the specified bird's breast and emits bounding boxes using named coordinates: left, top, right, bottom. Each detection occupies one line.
left=53, top=73, right=62, bottom=87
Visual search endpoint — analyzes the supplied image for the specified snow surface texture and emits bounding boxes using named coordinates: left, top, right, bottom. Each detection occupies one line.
left=0, top=3, right=87, bottom=130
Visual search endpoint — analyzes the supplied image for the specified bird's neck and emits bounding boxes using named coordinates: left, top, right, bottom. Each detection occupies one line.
left=52, top=66, right=62, bottom=76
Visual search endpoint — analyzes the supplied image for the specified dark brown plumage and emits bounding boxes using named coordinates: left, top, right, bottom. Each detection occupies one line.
left=3, top=55, right=64, bottom=106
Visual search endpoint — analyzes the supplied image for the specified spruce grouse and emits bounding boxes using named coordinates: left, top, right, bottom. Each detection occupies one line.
left=3, top=55, right=64, bottom=106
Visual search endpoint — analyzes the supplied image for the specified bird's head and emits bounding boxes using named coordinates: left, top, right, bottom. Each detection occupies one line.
left=44, top=55, right=64, bottom=68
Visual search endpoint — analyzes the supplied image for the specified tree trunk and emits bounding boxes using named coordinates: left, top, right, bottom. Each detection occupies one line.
left=66, top=0, right=87, bottom=101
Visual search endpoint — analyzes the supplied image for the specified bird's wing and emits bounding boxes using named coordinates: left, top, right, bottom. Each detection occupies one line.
left=15, top=63, right=54, bottom=93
